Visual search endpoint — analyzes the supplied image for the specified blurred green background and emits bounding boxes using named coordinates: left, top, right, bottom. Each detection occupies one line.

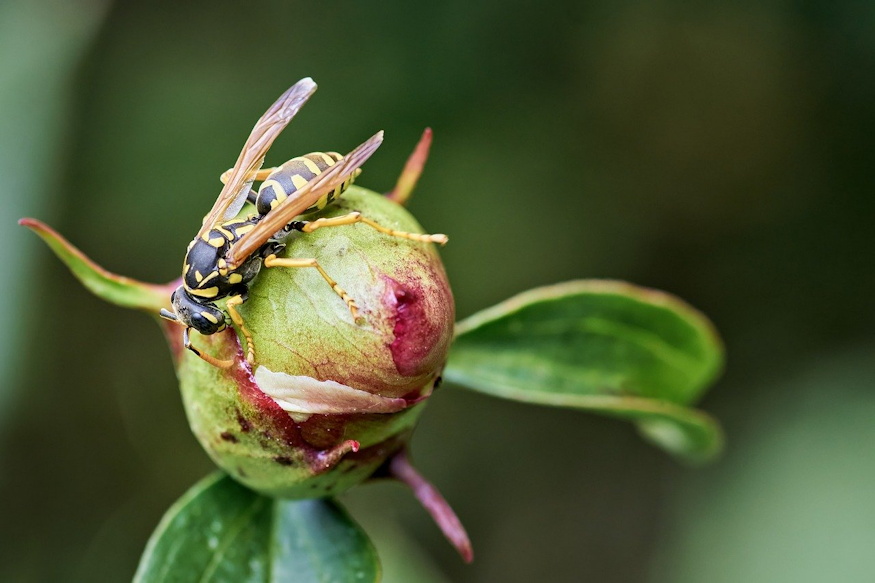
left=2, top=1, right=874, bottom=581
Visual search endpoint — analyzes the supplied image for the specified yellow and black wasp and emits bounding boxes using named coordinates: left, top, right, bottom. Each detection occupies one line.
left=159, top=78, right=447, bottom=368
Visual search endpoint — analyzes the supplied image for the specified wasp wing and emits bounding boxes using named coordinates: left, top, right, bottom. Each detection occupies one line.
left=226, top=130, right=384, bottom=269
left=195, top=78, right=318, bottom=240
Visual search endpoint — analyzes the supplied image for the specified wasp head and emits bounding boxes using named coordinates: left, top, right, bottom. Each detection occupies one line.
left=162, top=286, right=227, bottom=335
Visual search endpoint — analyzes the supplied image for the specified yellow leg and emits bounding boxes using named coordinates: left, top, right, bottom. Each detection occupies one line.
left=220, top=167, right=280, bottom=184
left=183, top=327, right=233, bottom=368
left=298, top=211, right=448, bottom=245
left=225, top=295, right=256, bottom=363
left=264, top=254, right=361, bottom=321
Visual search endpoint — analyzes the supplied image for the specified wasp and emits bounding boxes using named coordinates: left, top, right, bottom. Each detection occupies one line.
left=159, top=78, right=447, bottom=368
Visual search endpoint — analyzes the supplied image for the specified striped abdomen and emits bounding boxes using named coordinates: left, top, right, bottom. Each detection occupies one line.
left=254, top=152, right=358, bottom=217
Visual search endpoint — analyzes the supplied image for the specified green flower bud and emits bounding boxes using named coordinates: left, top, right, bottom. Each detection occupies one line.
left=21, top=129, right=472, bottom=560
left=169, top=186, right=454, bottom=498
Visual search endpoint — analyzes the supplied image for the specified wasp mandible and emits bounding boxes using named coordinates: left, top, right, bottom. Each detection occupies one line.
left=159, top=78, right=447, bottom=368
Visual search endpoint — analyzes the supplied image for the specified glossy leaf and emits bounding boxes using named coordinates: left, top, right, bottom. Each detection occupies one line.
left=19, top=218, right=170, bottom=314
left=135, top=473, right=380, bottom=583
left=445, top=280, right=724, bottom=462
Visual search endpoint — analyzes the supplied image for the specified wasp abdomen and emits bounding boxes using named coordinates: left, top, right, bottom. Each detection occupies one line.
left=255, top=152, right=358, bottom=217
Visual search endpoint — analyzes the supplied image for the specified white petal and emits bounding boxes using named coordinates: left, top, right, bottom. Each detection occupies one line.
left=255, top=366, right=410, bottom=416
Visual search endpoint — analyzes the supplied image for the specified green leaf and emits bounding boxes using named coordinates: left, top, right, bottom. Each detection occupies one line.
left=445, top=280, right=724, bottom=462
left=134, top=473, right=380, bottom=583
left=651, top=345, right=875, bottom=583
left=269, top=496, right=381, bottom=582
left=19, top=217, right=170, bottom=314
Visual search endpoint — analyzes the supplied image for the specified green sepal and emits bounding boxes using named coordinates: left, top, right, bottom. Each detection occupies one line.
left=134, top=472, right=380, bottom=583
left=445, top=280, right=724, bottom=462
left=19, top=217, right=170, bottom=314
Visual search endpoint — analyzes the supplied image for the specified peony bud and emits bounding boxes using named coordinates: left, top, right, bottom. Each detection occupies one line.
left=172, top=186, right=454, bottom=498
left=21, top=128, right=472, bottom=561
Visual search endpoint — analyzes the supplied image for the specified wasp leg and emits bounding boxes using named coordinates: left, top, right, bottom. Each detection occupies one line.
left=220, top=167, right=280, bottom=184
left=260, top=240, right=285, bottom=258
left=290, top=212, right=448, bottom=245
left=183, top=327, right=234, bottom=368
left=225, top=293, right=256, bottom=363
left=263, top=254, right=361, bottom=321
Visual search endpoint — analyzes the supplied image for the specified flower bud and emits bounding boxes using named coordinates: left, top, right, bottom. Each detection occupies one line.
left=21, top=128, right=471, bottom=559
left=171, top=186, right=454, bottom=498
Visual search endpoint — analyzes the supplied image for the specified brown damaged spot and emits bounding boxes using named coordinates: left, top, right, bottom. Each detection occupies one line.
left=236, top=410, right=252, bottom=433
left=274, top=456, right=294, bottom=466
left=299, top=415, right=347, bottom=449
left=220, top=431, right=238, bottom=443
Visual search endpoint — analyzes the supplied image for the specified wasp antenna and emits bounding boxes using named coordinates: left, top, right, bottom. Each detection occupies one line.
left=159, top=308, right=179, bottom=322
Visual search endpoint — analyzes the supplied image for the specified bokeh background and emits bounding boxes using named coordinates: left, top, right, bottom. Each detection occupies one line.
left=2, top=1, right=874, bottom=581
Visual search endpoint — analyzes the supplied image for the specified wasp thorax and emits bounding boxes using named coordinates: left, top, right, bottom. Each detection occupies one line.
left=173, top=187, right=454, bottom=499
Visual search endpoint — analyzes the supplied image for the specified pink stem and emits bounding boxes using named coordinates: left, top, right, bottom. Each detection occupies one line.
left=389, top=449, right=473, bottom=562
left=386, top=128, right=433, bottom=205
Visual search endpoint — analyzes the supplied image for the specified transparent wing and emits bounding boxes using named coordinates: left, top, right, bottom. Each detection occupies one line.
left=195, top=78, right=317, bottom=240
left=226, top=131, right=384, bottom=269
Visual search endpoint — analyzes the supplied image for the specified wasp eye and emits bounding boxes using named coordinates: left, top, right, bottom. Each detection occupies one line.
left=191, top=310, right=225, bottom=335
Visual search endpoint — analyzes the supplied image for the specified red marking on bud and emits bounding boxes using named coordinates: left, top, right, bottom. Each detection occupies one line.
left=228, top=356, right=403, bottom=476
left=389, top=285, right=425, bottom=377
left=230, top=358, right=308, bottom=451
left=383, top=266, right=454, bottom=378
